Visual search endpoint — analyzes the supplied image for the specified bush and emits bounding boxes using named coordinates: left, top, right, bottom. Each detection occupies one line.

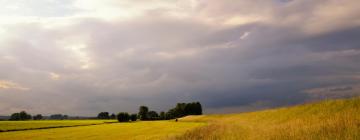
left=117, top=112, right=130, bottom=122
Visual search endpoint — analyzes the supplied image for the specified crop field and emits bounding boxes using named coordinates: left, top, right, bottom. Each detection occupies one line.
left=0, top=121, right=205, bottom=140
left=0, top=120, right=116, bottom=132
left=176, top=97, right=360, bottom=140
left=0, top=97, right=359, bottom=140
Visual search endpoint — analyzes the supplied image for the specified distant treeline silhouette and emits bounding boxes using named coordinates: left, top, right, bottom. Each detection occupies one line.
left=8, top=111, right=70, bottom=121
left=97, top=102, right=202, bottom=122
left=6, top=102, right=202, bottom=122
left=9, top=111, right=32, bottom=121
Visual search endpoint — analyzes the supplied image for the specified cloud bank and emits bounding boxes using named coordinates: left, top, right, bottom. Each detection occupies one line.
left=0, top=0, right=359, bottom=115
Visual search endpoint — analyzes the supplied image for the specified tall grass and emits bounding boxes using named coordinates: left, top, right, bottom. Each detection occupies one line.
left=174, top=97, right=360, bottom=140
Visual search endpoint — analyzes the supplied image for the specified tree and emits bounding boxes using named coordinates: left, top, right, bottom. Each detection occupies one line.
left=117, top=112, right=130, bottom=122
left=33, top=114, right=43, bottom=120
left=174, top=103, right=187, bottom=118
left=50, top=114, right=67, bottom=120
left=97, top=112, right=110, bottom=119
left=165, top=109, right=176, bottom=120
left=130, top=114, right=137, bottom=121
left=147, top=111, right=159, bottom=120
left=19, top=111, right=32, bottom=120
left=163, top=102, right=203, bottom=120
left=10, top=111, right=31, bottom=121
left=195, top=102, right=202, bottom=115
left=138, top=106, right=149, bottom=120
left=110, top=113, right=116, bottom=119
left=10, top=113, right=20, bottom=121
left=159, top=111, right=166, bottom=120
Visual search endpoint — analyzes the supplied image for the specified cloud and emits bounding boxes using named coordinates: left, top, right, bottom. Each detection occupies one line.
left=50, top=73, right=61, bottom=80
left=304, top=84, right=360, bottom=101
left=0, top=80, right=29, bottom=91
left=0, top=0, right=359, bottom=116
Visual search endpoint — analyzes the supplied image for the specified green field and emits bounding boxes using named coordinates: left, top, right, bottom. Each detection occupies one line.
left=0, top=97, right=359, bottom=140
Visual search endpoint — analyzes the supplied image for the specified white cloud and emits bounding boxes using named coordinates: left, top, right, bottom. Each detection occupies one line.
left=64, top=43, right=93, bottom=69
left=0, top=80, right=29, bottom=91
left=240, top=32, right=251, bottom=40
left=50, top=72, right=60, bottom=80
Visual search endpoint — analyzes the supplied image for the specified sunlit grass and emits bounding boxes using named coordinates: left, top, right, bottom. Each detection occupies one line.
left=0, top=97, right=358, bottom=140
left=0, top=121, right=205, bottom=140
left=0, top=120, right=116, bottom=131
left=175, top=97, right=360, bottom=140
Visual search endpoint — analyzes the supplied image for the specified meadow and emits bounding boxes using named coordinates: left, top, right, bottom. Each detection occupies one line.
left=0, top=120, right=116, bottom=132
left=176, top=97, right=360, bottom=140
left=0, top=121, right=205, bottom=140
left=0, top=97, right=359, bottom=140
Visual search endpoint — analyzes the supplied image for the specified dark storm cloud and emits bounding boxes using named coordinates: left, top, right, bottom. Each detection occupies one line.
left=0, top=0, right=359, bottom=115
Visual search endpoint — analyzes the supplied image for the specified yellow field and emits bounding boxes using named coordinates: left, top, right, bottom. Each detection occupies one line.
left=0, top=120, right=116, bottom=131
left=0, top=121, right=205, bottom=140
left=0, top=97, right=359, bottom=140
left=176, top=97, right=360, bottom=140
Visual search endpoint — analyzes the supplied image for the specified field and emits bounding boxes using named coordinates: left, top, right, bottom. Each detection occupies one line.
left=0, top=97, right=359, bottom=140
left=0, top=121, right=205, bottom=140
left=0, top=120, right=116, bottom=132
left=177, top=97, right=360, bottom=140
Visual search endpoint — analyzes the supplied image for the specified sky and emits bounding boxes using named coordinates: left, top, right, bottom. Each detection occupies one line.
left=0, top=0, right=360, bottom=116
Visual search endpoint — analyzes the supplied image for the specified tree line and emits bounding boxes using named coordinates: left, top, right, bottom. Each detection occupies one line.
left=9, top=111, right=70, bottom=121
left=97, top=102, right=202, bottom=122
left=6, top=102, right=202, bottom=122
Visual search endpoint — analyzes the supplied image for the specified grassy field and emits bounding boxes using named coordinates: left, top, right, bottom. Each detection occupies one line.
left=176, top=97, right=360, bottom=140
left=0, top=121, right=205, bottom=140
left=0, top=97, right=359, bottom=140
left=0, top=120, right=116, bottom=132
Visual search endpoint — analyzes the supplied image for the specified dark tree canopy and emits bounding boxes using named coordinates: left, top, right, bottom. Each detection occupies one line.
left=130, top=114, right=137, bottom=121
left=138, top=106, right=149, bottom=120
left=166, top=109, right=176, bottom=120
left=117, top=112, right=130, bottom=122
left=147, top=111, right=159, bottom=120
left=165, top=102, right=202, bottom=119
left=33, top=114, right=43, bottom=120
left=97, top=112, right=110, bottom=119
left=159, top=111, right=166, bottom=120
left=10, top=111, right=32, bottom=121
left=50, top=114, right=68, bottom=120
left=136, top=102, right=202, bottom=121
left=110, top=113, right=116, bottom=119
